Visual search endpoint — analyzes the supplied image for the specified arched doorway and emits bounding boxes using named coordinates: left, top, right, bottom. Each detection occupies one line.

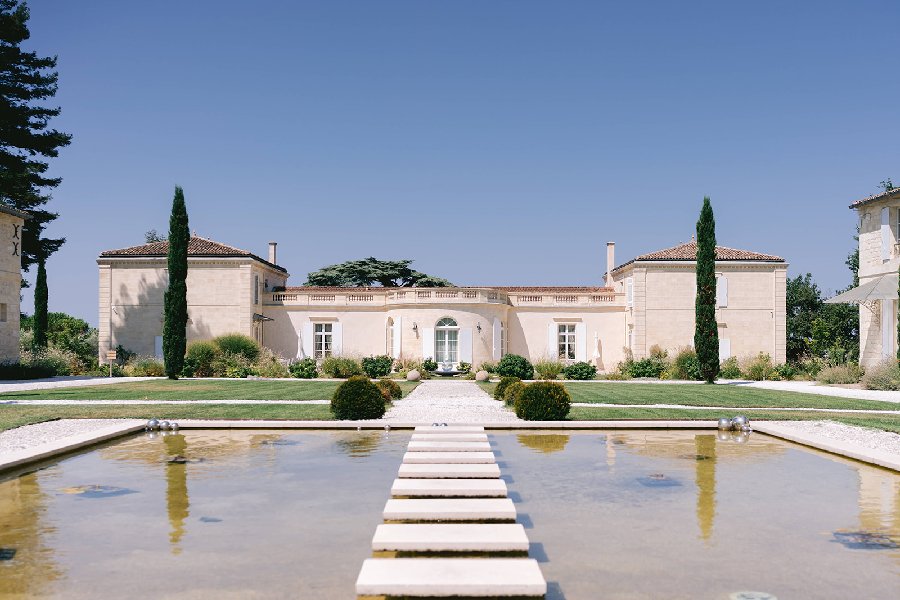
left=434, top=317, right=459, bottom=368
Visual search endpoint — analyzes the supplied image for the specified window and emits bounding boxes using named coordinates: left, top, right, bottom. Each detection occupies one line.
left=625, top=277, right=634, bottom=307
left=558, top=324, right=576, bottom=360
left=254, top=275, right=259, bottom=304
left=627, top=326, right=634, bottom=352
left=500, top=322, right=507, bottom=357
left=716, top=275, right=728, bottom=308
left=0, top=303, right=6, bottom=323
left=434, top=317, right=459, bottom=365
left=386, top=318, right=394, bottom=355
left=314, top=323, right=333, bottom=358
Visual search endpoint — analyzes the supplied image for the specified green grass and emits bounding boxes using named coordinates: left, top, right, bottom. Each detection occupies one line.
left=0, top=403, right=334, bottom=432
left=478, top=381, right=899, bottom=411
left=0, top=379, right=419, bottom=401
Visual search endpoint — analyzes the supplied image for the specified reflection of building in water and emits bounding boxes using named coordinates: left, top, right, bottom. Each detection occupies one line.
left=857, top=467, right=900, bottom=538
left=606, top=434, right=616, bottom=468
left=611, top=431, right=785, bottom=463
left=516, top=434, right=570, bottom=454
left=164, top=435, right=190, bottom=554
left=0, top=473, right=62, bottom=595
left=335, top=432, right=384, bottom=458
left=695, top=435, right=716, bottom=542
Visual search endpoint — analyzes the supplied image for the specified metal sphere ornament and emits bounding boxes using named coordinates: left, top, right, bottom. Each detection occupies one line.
left=717, top=418, right=732, bottom=431
left=732, top=432, right=749, bottom=444
left=717, top=431, right=732, bottom=442
left=170, top=422, right=179, bottom=431
left=741, top=425, right=752, bottom=434
left=384, top=425, right=391, bottom=432
left=731, top=415, right=748, bottom=430
left=159, top=421, right=171, bottom=431
left=146, top=419, right=159, bottom=431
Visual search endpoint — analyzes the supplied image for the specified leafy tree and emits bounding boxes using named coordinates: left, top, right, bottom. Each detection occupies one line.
left=163, top=187, right=189, bottom=379
left=694, top=197, right=719, bottom=382
left=305, top=257, right=453, bottom=287
left=21, top=311, right=97, bottom=364
left=787, top=274, right=858, bottom=364
left=0, top=1, right=71, bottom=274
left=144, top=228, right=167, bottom=243
left=31, top=255, right=47, bottom=349
left=879, top=178, right=894, bottom=192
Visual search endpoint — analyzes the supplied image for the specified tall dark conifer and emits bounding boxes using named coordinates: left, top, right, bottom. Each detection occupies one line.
left=163, top=187, right=189, bottom=379
left=32, top=255, right=47, bottom=349
left=694, top=197, right=719, bottom=382
left=0, top=1, right=71, bottom=273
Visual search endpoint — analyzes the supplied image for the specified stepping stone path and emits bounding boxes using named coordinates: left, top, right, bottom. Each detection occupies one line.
left=356, top=425, right=546, bottom=598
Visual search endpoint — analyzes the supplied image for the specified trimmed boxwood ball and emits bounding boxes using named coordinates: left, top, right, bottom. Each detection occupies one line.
left=503, top=380, right=525, bottom=406
left=331, top=376, right=386, bottom=420
left=496, top=354, right=534, bottom=380
left=514, top=382, right=571, bottom=421
left=563, top=361, right=597, bottom=380
left=494, top=376, right=521, bottom=400
left=376, top=378, right=403, bottom=400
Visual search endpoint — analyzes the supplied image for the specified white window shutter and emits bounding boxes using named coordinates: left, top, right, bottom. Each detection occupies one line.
left=459, top=328, right=473, bottom=364
left=154, top=336, right=163, bottom=359
left=626, top=277, right=634, bottom=306
left=391, top=316, right=402, bottom=359
left=301, top=323, right=313, bottom=359
left=548, top=322, right=557, bottom=359
left=332, top=322, right=343, bottom=355
left=719, top=338, right=731, bottom=361
left=575, top=323, right=587, bottom=361
left=422, top=327, right=435, bottom=361
left=492, top=318, right=502, bottom=360
left=881, top=300, right=893, bottom=358
left=716, top=276, right=728, bottom=307
left=882, top=207, right=891, bottom=261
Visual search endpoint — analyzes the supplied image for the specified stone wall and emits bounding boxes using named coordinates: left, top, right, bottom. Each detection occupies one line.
left=0, top=211, right=25, bottom=363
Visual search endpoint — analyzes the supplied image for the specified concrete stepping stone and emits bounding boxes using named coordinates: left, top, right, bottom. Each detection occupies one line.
left=383, top=498, right=516, bottom=522
left=407, top=441, right=492, bottom=452
left=414, top=425, right=485, bottom=433
left=372, top=523, right=529, bottom=552
left=398, top=463, right=501, bottom=479
left=403, top=451, right=495, bottom=464
left=356, top=558, right=546, bottom=597
left=411, top=433, right=489, bottom=442
left=391, top=478, right=507, bottom=498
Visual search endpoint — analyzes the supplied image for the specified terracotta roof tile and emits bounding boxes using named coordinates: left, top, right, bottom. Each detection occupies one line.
left=99, top=236, right=286, bottom=272
left=849, top=187, right=900, bottom=209
left=613, top=241, right=784, bottom=272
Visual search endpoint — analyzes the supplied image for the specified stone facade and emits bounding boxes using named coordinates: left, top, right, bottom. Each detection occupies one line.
left=99, top=236, right=787, bottom=371
left=0, top=205, right=28, bottom=364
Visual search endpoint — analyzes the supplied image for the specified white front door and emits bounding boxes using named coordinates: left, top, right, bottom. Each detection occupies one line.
left=434, top=317, right=459, bottom=367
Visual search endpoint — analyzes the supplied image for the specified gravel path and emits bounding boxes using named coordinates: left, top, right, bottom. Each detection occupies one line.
left=384, top=380, right=521, bottom=423
left=730, top=380, right=900, bottom=403
left=764, top=420, right=900, bottom=458
left=0, top=418, right=142, bottom=454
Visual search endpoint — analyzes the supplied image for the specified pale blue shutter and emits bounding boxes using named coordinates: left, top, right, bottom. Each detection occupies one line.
left=391, top=316, right=402, bottom=359
left=716, top=276, right=728, bottom=307
left=882, top=208, right=891, bottom=261
left=575, top=323, right=587, bottom=361
left=301, top=323, right=313, bottom=359
left=548, top=323, right=557, bottom=359
left=332, top=322, right=343, bottom=356
left=459, top=328, right=473, bottom=364
left=422, top=328, right=435, bottom=361
left=492, top=318, right=502, bottom=360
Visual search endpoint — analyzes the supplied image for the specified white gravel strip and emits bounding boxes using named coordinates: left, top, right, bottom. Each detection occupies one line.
left=0, top=376, right=159, bottom=394
left=385, top=381, right=521, bottom=424
left=2, top=399, right=330, bottom=405
left=0, top=418, right=142, bottom=454
left=571, top=403, right=900, bottom=415
left=731, top=380, right=900, bottom=403
left=756, top=420, right=900, bottom=471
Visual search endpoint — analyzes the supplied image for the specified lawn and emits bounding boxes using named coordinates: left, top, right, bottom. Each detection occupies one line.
left=477, top=381, right=900, bottom=412
left=0, top=379, right=419, bottom=401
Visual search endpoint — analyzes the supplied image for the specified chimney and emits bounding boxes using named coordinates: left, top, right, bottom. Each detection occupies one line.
left=605, top=242, right=615, bottom=287
left=268, top=241, right=277, bottom=265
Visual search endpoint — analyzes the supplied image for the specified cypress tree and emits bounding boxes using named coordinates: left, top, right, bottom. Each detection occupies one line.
left=694, top=197, right=719, bottom=382
left=163, top=187, right=189, bottom=379
left=32, top=255, right=47, bottom=350
left=896, top=260, right=899, bottom=362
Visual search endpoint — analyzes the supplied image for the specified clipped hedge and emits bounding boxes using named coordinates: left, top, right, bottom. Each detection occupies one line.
left=514, top=381, right=571, bottom=421
left=362, top=355, right=394, bottom=378
left=503, top=380, right=526, bottom=406
left=497, top=354, right=534, bottom=380
left=331, top=376, right=386, bottom=420
left=376, top=378, right=403, bottom=400
left=0, top=361, right=56, bottom=380
left=563, top=361, right=596, bottom=380
left=494, top=376, right=521, bottom=400
left=321, top=356, right=364, bottom=378
left=213, top=333, right=260, bottom=361
left=183, top=341, right=218, bottom=377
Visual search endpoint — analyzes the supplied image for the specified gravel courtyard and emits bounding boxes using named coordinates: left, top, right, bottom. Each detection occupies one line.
left=384, top=380, right=521, bottom=423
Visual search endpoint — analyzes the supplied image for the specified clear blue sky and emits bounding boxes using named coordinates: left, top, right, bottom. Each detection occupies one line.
left=22, top=0, right=900, bottom=325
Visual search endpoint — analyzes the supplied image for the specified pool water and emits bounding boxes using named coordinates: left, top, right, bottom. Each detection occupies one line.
left=0, top=429, right=898, bottom=599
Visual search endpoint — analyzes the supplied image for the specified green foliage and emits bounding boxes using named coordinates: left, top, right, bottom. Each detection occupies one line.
left=376, top=378, right=403, bottom=400
left=305, top=257, right=453, bottom=287
left=362, top=355, right=393, bottom=378
left=320, top=356, right=364, bottom=378
left=331, top=376, right=386, bottom=420
left=478, top=361, right=498, bottom=374
left=124, top=356, right=165, bottom=377
left=533, top=359, right=565, bottom=380
left=212, top=333, right=260, bottom=361
left=494, top=376, right=521, bottom=400
left=456, top=361, right=471, bottom=374
left=628, top=357, right=667, bottom=378
left=787, top=273, right=859, bottom=365
left=861, top=360, right=900, bottom=390
left=694, top=197, right=719, bottom=382
left=254, top=348, right=290, bottom=378
left=289, top=357, right=318, bottom=379
left=144, top=228, right=166, bottom=243
left=0, top=361, right=55, bottom=380
left=32, top=258, right=48, bottom=349
left=514, top=382, right=572, bottom=421
left=210, top=352, right=257, bottom=378
left=817, top=363, right=865, bottom=385
left=496, top=354, right=534, bottom=379
left=163, top=187, right=189, bottom=379
left=743, top=352, right=775, bottom=381
left=563, top=361, right=597, bottom=380
left=20, top=311, right=98, bottom=371
left=183, top=341, right=218, bottom=377
left=718, top=357, right=743, bottom=379
left=0, top=0, right=72, bottom=272
left=669, top=347, right=701, bottom=380
left=422, top=357, right=438, bottom=372
left=503, top=380, right=526, bottom=406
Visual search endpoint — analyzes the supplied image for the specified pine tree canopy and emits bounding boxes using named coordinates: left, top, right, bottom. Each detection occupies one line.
left=0, top=0, right=71, bottom=272
left=305, top=257, right=453, bottom=287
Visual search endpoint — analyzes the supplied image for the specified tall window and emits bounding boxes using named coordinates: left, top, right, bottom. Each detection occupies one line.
left=254, top=275, right=259, bottom=304
left=0, top=303, right=7, bottom=323
left=314, top=323, right=333, bottom=358
left=386, top=318, right=394, bottom=355
left=500, top=322, right=506, bottom=357
left=434, top=317, right=459, bottom=365
left=558, top=324, right=576, bottom=360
